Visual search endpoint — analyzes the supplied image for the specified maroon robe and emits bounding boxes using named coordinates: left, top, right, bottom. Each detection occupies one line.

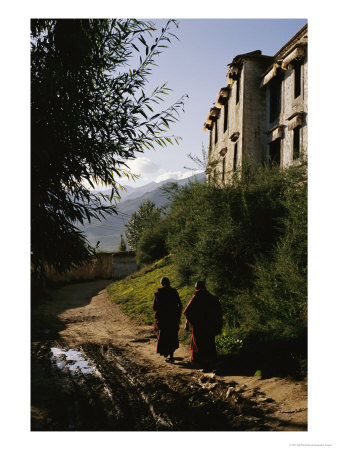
left=153, top=286, right=182, bottom=357
left=184, top=289, right=222, bottom=364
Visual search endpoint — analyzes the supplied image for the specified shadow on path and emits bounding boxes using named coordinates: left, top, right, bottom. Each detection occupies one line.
left=31, top=279, right=112, bottom=342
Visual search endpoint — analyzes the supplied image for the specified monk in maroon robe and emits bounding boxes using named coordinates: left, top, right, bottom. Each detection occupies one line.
left=153, top=277, right=182, bottom=363
left=184, top=281, right=223, bottom=369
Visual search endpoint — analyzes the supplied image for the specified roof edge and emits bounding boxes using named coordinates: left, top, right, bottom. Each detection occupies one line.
left=274, top=23, right=308, bottom=59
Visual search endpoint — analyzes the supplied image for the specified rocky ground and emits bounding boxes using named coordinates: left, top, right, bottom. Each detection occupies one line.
left=31, top=279, right=307, bottom=431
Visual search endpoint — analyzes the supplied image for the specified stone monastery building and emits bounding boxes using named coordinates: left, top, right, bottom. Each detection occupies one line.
left=204, top=24, right=307, bottom=184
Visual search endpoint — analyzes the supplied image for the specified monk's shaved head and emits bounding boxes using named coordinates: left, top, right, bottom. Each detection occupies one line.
left=195, top=280, right=206, bottom=290
left=161, top=277, right=170, bottom=286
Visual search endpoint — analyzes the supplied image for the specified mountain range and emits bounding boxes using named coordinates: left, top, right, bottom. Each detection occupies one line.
left=80, top=172, right=205, bottom=251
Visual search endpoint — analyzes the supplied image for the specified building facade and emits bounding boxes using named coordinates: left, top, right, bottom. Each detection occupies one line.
left=204, top=24, right=308, bottom=183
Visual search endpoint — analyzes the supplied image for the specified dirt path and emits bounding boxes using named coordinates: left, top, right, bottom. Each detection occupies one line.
left=31, top=280, right=307, bottom=431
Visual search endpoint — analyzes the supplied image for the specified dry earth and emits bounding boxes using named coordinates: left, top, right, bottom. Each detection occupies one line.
left=31, top=279, right=307, bottom=431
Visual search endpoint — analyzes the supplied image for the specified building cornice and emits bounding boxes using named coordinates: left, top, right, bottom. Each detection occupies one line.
left=274, top=23, right=308, bottom=60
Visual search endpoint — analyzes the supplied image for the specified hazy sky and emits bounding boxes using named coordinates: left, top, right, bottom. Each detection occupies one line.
left=114, top=18, right=307, bottom=188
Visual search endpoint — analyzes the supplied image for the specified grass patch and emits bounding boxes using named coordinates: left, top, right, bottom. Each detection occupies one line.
left=107, top=255, right=306, bottom=378
left=107, top=256, right=193, bottom=338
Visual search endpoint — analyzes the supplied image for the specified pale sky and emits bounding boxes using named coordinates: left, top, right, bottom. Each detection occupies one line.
left=103, top=18, right=308, bottom=189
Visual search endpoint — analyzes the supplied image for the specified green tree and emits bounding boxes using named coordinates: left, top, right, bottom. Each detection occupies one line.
left=118, top=235, right=127, bottom=252
left=165, top=161, right=307, bottom=341
left=125, top=200, right=162, bottom=250
left=136, top=220, right=169, bottom=265
left=31, top=19, right=186, bottom=274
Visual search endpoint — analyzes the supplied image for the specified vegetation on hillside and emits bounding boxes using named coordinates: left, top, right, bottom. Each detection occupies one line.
left=107, top=256, right=192, bottom=333
left=125, top=201, right=163, bottom=251
left=167, top=162, right=307, bottom=333
left=118, top=235, right=127, bottom=252
left=112, top=160, right=307, bottom=377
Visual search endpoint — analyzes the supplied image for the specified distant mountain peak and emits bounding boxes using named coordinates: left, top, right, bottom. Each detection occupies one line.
left=81, top=171, right=205, bottom=252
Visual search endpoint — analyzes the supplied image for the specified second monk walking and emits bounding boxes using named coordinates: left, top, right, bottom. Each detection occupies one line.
left=184, top=280, right=223, bottom=370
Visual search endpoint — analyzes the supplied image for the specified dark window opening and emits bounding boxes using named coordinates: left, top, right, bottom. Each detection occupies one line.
left=223, top=102, right=228, bottom=132
left=293, top=126, right=300, bottom=159
left=294, top=62, right=301, bottom=98
left=222, top=157, right=225, bottom=182
left=269, top=77, right=281, bottom=122
left=268, top=139, right=281, bottom=166
left=236, top=76, right=240, bottom=104
left=233, top=143, right=238, bottom=171
left=209, top=129, right=212, bottom=153
left=214, top=120, right=218, bottom=144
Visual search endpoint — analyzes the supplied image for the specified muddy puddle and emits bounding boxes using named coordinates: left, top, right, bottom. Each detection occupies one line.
left=50, top=347, right=94, bottom=375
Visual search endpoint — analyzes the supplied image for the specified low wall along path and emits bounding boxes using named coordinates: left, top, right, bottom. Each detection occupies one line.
left=45, top=251, right=138, bottom=283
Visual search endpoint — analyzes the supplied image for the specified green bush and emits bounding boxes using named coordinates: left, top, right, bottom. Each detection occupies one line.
left=113, top=161, right=307, bottom=377
left=215, top=333, right=244, bottom=355
left=125, top=200, right=163, bottom=250
left=165, top=161, right=307, bottom=351
left=136, top=220, right=169, bottom=265
left=118, top=235, right=127, bottom=252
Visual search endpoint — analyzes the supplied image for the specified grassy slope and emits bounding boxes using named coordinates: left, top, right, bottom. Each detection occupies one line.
left=106, top=255, right=306, bottom=378
left=106, top=256, right=193, bottom=339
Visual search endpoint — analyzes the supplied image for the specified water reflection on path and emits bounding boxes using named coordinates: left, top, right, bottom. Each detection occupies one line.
left=50, top=347, right=94, bottom=375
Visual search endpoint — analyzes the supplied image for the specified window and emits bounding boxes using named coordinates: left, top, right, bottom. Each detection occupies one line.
left=223, top=102, right=228, bottom=132
left=293, top=126, right=300, bottom=159
left=209, top=128, right=212, bottom=152
left=294, top=62, right=301, bottom=98
left=233, top=143, right=238, bottom=171
left=268, top=139, right=281, bottom=166
left=222, top=157, right=225, bottom=182
left=214, top=120, right=218, bottom=144
left=269, top=77, right=281, bottom=122
left=236, top=76, right=240, bottom=104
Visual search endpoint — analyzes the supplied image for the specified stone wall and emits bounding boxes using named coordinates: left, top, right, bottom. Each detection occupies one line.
left=207, top=54, right=273, bottom=185
left=44, top=251, right=137, bottom=284
left=262, top=25, right=308, bottom=168
left=207, top=76, right=243, bottom=184
left=279, top=49, right=308, bottom=167
left=242, top=58, right=272, bottom=166
left=205, top=24, right=307, bottom=182
left=112, top=251, right=138, bottom=280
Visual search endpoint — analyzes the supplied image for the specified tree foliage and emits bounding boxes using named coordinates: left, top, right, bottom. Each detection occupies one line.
left=164, top=162, right=307, bottom=341
left=118, top=235, right=127, bottom=252
left=31, top=19, right=186, bottom=273
left=125, top=200, right=163, bottom=250
left=136, top=221, right=169, bottom=266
